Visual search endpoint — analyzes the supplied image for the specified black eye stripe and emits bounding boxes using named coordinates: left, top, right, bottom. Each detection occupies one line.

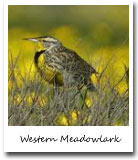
left=42, top=40, right=47, bottom=42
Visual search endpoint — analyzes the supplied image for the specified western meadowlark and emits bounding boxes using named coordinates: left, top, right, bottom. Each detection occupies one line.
left=24, top=36, right=97, bottom=91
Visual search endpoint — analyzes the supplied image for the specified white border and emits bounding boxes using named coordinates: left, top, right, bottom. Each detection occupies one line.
left=4, top=0, right=133, bottom=152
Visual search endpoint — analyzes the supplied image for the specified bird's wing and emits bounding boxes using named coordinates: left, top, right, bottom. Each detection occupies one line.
left=46, top=46, right=96, bottom=76
left=60, top=47, right=97, bottom=75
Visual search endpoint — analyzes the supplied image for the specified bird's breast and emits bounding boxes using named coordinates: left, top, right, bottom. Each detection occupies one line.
left=37, top=53, right=63, bottom=85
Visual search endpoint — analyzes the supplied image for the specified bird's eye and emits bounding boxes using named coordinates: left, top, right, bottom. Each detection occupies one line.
left=42, top=40, right=47, bottom=42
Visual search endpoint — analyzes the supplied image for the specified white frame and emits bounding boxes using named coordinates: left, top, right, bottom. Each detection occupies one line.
left=4, top=0, right=133, bottom=152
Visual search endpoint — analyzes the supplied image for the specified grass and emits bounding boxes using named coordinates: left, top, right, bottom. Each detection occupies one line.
left=8, top=51, right=129, bottom=126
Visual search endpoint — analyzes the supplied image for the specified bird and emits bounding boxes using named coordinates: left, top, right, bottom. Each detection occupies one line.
left=23, top=36, right=97, bottom=91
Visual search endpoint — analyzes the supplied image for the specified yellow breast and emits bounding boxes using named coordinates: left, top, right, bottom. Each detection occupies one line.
left=37, top=54, right=63, bottom=86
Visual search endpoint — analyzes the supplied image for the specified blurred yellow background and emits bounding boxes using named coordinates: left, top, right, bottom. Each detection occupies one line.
left=8, top=5, right=129, bottom=94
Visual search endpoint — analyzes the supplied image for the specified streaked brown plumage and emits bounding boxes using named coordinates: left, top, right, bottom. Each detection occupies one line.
left=24, top=36, right=97, bottom=91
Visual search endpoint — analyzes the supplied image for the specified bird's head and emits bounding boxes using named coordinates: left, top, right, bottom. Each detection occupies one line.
left=23, top=36, right=62, bottom=50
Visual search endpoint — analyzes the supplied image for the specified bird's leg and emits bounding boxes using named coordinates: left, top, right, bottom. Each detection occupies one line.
left=80, top=88, right=88, bottom=110
left=53, top=77, right=60, bottom=96
left=76, top=84, right=88, bottom=109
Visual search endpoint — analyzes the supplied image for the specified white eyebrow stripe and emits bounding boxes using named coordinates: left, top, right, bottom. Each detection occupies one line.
left=45, top=37, right=57, bottom=42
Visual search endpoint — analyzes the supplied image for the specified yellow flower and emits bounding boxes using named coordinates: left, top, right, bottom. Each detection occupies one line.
left=85, top=95, right=92, bottom=108
left=38, top=96, right=48, bottom=107
left=25, top=92, right=36, bottom=107
left=26, top=95, right=33, bottom=106
left=15, top=94, right=22, bottom=105
left=71, top=111, right=77, bottom=121
left=60, top=116, right=68, bottom=126
left=57, top=114, right=68, bottom=126
left=69, top=110, right=81, bottom=125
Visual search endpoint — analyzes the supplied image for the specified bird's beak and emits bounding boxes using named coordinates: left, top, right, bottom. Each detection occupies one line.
left=23, top=38, right=39, bottom=43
